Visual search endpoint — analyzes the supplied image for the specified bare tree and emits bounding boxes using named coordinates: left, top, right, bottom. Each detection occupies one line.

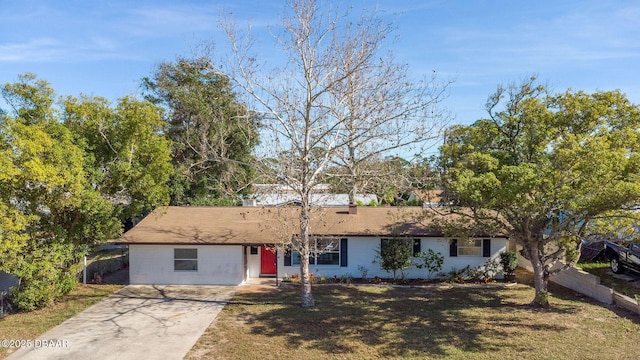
left=220, top=0, right=448, bottom=307
left=328, top=40, right=451, bottom=203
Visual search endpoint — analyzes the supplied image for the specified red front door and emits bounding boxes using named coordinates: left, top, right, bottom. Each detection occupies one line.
left=260, top=246, right=277, bottom=275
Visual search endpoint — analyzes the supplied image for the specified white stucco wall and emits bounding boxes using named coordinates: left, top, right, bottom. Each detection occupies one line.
left=277, top=237, right=508, bottom=279
left=246, top=246, right=261, bottom=278
left=129, top=244, right=244, bottom=285
left=129, top=238, right=508, bottom=284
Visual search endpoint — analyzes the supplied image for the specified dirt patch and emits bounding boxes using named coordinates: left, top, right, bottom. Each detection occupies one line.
left=236, top=285, right=280, bottom=295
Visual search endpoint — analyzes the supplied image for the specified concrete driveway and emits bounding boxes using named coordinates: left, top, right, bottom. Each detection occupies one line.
left=6, top=285, right=237, bottom=360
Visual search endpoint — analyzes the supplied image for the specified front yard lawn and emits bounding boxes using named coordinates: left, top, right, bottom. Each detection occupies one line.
left=186, top=269, right=640, bottom=360
left=0, top=284, right=122, bottom=359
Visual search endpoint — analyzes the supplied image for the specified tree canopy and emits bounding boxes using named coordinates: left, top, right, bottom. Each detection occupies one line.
left=63, top=95, right=174, bottom=222
left=0, top=74, right=172, bottom=310
left=142, top=55, right=260, bottom=205
left=439, top=77, right=640, bottom=307
left=0, top=74, right=117, bottom=309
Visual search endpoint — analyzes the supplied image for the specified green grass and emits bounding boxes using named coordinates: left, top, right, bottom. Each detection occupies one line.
left=576, top=262, right=610, bottom=270
left=0, top=284, right=122, bottom=359
left=577, top=262, right=640, bottom=298
left=186, top=270, right=640, bottom=360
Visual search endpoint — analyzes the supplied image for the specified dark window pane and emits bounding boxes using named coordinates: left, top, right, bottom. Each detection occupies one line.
left=174, top=248, right=197, bottom=259
left=174, top=260, right=198, bottom=271
left=450, top=239, right=458, bottom=257
left=413, top=239, right=421, bottom=256
left=316, top=252, right=339, bottom=265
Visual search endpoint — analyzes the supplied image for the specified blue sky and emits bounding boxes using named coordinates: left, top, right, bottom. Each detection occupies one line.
left=1, top=0, right=639, bottom=126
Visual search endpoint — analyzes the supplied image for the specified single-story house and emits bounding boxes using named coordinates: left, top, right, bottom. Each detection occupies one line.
left=113, top=205, right=510, bottom=285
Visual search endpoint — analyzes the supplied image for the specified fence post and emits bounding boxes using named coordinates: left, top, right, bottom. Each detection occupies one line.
left=83, top=256, right=87, bottom=285
left=0, top=290, right=5, bottom=317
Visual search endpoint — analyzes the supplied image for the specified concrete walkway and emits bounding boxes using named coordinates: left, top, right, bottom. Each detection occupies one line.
left=6, top=285, right=237, bottom=360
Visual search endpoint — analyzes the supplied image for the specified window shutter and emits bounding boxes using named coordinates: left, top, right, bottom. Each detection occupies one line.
left=482, top=239, right=491, bottom=257
left=381, top=238, right=389, bottom=253
left=449, top=239, right=458, bottom=257
left=413, top=239, right=421, bottom=256
left=340, top=238, right=348, bottom=267
left=284, top=249, right=292, bottom=266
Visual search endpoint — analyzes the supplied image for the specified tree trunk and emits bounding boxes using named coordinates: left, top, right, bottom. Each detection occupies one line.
left=299, top=246, right=314, bottom=307
left=298, top=201, right=315, bottom=307
left=347, top=143, right=357, bottom=205
left=528, top=238, right=550, bottom=307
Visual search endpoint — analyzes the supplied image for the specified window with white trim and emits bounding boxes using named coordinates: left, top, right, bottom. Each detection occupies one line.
left=291, top=237, right=340, bottom=266
left=457, top=239, right=483, bottom=256
left=315, top=238, right=340, bottom=265
left=174, top=248, right=198, bottom=271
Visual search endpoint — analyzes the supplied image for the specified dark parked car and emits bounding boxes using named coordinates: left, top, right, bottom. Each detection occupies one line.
left=604, top=241, right=640, bottom=274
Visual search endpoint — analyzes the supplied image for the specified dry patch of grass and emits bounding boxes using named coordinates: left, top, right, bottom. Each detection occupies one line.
left=187, top=271, right=640, bottom=360
left=0, top=284, right=122, bottom=359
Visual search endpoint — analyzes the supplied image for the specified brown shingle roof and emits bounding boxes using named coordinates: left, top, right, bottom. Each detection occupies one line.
left=114, top=206, right=506, bottom=245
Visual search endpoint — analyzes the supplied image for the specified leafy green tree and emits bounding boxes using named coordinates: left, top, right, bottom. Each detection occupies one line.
left=0, top=145, right=31, bottom=273
left=1, top=74, right=170, bottom=311
left=142, top=55, right=259, bottom=205
left=63, top=95, right=173, bottom=222
left=375, top=239, right=413, bottom=279
left=439, top=77, right=640, bottom=307
left=0, top=74, right=120, bottom=310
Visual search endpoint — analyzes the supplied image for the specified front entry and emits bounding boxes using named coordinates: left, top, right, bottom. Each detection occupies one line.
left=260, top=246, right=276, bottom=275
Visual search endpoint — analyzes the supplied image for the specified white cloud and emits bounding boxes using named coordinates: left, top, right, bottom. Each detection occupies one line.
left=0, top=38, right=63, bottom=62
left=0, top=36, right=144, bottom=64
